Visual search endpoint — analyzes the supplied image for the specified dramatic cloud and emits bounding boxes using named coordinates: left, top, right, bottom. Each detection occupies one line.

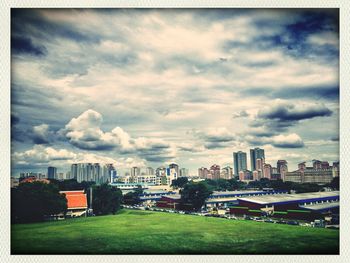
left=12, top=145, right=146, bottom=169
left=258, top=100, right=332, bottom=122
left=245, top=133, right=304, bottom=149
left=11, top=9, right=339, bottom=174
left=61, top=109, right=176, bottom=162
left=32, top=124, right=51, bottom=144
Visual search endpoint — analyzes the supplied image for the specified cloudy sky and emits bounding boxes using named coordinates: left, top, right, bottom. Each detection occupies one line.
left=11, top=9, right=339, bottom=176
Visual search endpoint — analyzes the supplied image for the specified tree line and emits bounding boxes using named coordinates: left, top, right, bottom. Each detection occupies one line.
left=12, top=176, right=339, bottom=223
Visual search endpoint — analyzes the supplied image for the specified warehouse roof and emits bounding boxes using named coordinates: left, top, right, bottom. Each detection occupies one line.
left=238, top=191, right=339, bottom=205
left=300, top=201, right=339, bottom=211
left=162, top=194, right=181, bottom=200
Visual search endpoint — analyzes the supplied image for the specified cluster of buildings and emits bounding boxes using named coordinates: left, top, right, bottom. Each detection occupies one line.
left=13, top=162, right=189, bottom=189
left=198, top=165, right=233, bottom=180
left=229, top=191, right=339, bottom=222
left=113, top=163, right=190, bottom=189
left=14, top=146, right=339, bottom=188
left=150, top=188, right=339, bottom=223
left=232, top=147, right=339, bottom=184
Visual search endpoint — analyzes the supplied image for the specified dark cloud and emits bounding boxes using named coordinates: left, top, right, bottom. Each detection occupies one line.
left=258, top=103, right=332, bottom=122
left=11, top=36, right=47, bottom=56
left=11, top=114, right=20, bottom=126
left=272, top=141, right=305, bottom=148
left=12, top=9, right=101, bottom=45
left=241, top=86, right=339, bottom=101
left=331, top=136, right=339, bottom=142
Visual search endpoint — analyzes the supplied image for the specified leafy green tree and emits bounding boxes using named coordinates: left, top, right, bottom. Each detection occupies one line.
left=171, top=177, right=189, bottom=188
left=11, top=182, right=67, bottom=223
left=123, top=186, right=143, bottom=205
left=328, top=177, right=339, bottom=190
left=180, top=182, right=213, bottom=211
left=227, top=178, right=247, bottom=190
left=92, top=184, right=123, bottom=215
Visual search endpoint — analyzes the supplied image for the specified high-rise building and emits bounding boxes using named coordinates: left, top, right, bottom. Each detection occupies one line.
left=252, top=170, right=261, bottom=181
left=47, top=166, right=57, bottom=179
left=298, top=162, right=306, bottom=170
left=103, top=163, right=116, bottom=183
left=332, top=161, right=339, bottom=177
left=239, top=170, right=252, bottom=182
left=156, top=166, right=166, bottom=177
left=73, top=163, right=107, bottom=183
left=146, top=167, right=154, bottom=175
left=321, top=161, right=330, bottom=169
left=312, top=160, right=322, bottom=169
left=233, top=151, right=247, bottom=176
left=71, top=164, right=78, bottom=180
left=198, top=167, right=209, bottom=179
left=131, top=167, right=141, bottom=177
left=277, top=160, right=288, bottom=181
left=263, top=164, right=272, bottom=179
left=277, top=160, right=288, bottom=173
left=221, top=166, right=233, bottom=180
left=250, top=148, right=265, bottom=171
left=210, top=164, right=220, bottom=180
left=179, top=168, right=188, bottom=177
left=169, top=163, right=179, bottom=176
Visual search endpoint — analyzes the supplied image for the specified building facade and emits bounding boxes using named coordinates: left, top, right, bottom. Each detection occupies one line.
left=250, top=148, right=265, bottom=171
left=233, top=151, right=247, bottom=176
left=47, top=166, right=57, bottom=179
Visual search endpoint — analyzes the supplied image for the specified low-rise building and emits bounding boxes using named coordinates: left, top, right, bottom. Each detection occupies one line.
left=60, top=190, right=88, bottom=218
left=156, top=194, right=181, bottom=210
left=230, top=191, right=339, bottom=222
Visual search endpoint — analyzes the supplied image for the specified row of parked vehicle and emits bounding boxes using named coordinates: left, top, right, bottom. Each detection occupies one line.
left=123, top=205, right=329, bottom=228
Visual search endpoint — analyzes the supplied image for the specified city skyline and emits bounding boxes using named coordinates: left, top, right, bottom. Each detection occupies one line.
left=11, top=9, right=339, bottom=176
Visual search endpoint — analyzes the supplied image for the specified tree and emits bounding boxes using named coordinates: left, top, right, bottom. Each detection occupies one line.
left=123, top=186, right=143, bottom=205
left=227, top=178, right=246, bottom=190
left=11, top=182, right=67, bottom=223
left=92, top=184, right=123, bottom=215
left=328, top=177, right=339, bottom=190
left=171, top=177, right=189, bottom=188
left=179, top=182, right=213, bottom=211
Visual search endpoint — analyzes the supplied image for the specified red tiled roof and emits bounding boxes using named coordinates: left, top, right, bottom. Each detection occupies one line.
left=20, top=178, right=50, bottom=184
left=61, top=190, right=85, bottom=195
left=61, top=191, right=87, bottom=209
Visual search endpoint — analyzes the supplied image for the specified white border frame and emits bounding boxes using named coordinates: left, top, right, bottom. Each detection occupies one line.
left=1, top=1, right=349, bottom=262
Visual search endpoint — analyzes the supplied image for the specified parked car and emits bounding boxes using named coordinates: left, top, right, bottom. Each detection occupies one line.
left=287, top=221, right=299, bottom=225
left=276, top=220, right=287, bottom=224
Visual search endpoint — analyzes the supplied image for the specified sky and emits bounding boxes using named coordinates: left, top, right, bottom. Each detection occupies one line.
left=11, top=8, right=339, bottom=176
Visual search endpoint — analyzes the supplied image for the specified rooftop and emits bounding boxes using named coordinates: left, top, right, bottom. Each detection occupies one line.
left=61, top=191, right=88, bottom=209
left=300, top=201, right=339, bottom=211
left=238, top=191, right=339, bottom=205
left=162, top=194, right=181, bottom=200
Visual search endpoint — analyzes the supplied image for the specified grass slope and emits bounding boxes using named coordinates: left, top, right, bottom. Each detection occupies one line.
left=12, top=209, right=339, bottom=254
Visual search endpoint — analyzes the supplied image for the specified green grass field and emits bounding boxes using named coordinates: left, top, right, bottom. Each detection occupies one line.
left=11, top=209, right=339, bottom=254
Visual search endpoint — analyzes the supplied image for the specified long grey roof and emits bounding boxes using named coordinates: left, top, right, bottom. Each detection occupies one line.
left=238, top=191, right=339, bottom=205
left=300, top=201, right=339, bottom=211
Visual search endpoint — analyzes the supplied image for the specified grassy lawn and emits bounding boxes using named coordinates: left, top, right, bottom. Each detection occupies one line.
left=11, top=209, right=339, bottom=254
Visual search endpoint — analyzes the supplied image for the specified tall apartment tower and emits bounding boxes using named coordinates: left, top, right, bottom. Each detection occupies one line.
left=233, top=151, right=247, bottom=176
left=47, top=166, right=57, bottom=179
left=71, top=164, right=78, bottom=180
left=210, top=164, right=221, bottom=180
left=146, top=167, right=154, bottom=175
left=250, top=148, right=265, bottom=171
left=169, top=163, right=179, bottom=176
left=277, top=160, right=288, bottom=181
left=198, top=167, right=209, bottom=179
